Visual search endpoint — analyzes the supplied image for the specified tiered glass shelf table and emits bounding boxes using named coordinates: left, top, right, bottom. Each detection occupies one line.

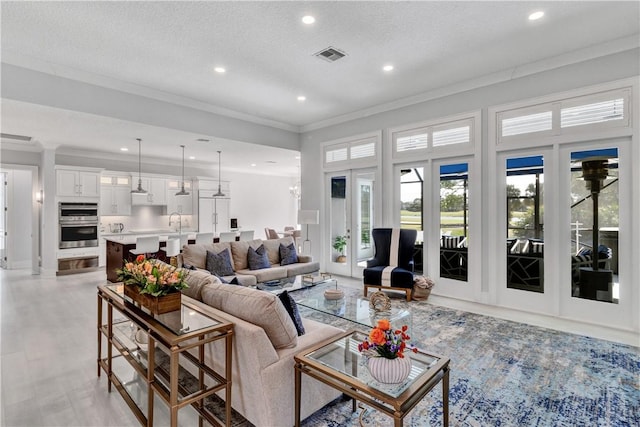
left=97, top=284, right=234, bottom=427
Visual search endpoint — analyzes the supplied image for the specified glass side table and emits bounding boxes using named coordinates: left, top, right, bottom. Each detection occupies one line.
left=294, top=329, right=450, bottom=427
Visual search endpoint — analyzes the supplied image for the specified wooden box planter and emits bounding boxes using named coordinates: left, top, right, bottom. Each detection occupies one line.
left=123, top=285, right=181, bottom=315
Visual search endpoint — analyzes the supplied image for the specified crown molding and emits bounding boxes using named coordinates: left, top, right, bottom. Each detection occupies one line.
left=301, top=35, right=640, bottom=133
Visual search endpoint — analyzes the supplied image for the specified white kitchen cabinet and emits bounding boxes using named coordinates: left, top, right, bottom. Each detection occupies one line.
left=166, top=179, right=193, bottom=214
left=56, top=169, right=100, bottom=197
left=198, top=196, right=230, bottom=234
left=100, top=174, right=131, bottom=215
left=131, top=177, right=167, bottom=206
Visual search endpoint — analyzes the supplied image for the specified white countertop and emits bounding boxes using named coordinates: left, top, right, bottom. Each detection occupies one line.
left=102, top=231, right=197, bottom=245
left=101, top=229, right=196, bottom=237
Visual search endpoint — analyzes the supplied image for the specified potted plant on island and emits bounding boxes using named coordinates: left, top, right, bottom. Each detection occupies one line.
left=333, top=235, right=347, bottom=263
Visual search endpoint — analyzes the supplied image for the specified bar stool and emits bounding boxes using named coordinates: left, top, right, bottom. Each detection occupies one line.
left=129, top=236, right=160, bottom=258
left=219, top=232, right=236, bottom=242
left=161, top=238, right=181, bottom=267
left=239, top=230, right=254, bottom=241
left=195, top=232, right=213, bottom=245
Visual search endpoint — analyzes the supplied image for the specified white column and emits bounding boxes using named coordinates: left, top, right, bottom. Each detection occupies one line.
left=40, top=146, right=58, bottom=277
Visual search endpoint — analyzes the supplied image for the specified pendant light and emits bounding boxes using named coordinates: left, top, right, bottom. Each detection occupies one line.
left=214, top=150, right=225, bottom=197
left=131, top=138, right=147, bottom=194
left=175, top=144, right=190, bottom=196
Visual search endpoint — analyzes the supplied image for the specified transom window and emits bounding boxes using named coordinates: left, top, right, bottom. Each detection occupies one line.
left=497, top=88, right=630, bottom=143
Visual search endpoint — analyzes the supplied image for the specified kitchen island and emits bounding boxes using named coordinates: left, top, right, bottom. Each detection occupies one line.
left=104, top=233, right=196, bottom=282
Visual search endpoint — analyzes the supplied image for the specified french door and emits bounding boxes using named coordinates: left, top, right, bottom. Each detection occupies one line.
left=325, top=169, right=376, bottom=278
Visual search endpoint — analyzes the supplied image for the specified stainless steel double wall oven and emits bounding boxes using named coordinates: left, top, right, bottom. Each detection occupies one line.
left=58, top=202, right=99, bottom=249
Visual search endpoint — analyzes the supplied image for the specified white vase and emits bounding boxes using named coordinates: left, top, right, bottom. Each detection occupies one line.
left=367, top=355, right=412, bottom=384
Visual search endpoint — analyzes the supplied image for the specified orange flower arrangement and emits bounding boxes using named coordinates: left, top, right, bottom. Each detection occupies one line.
left=358, top=319, right=417, bottom=359
left=116, top=255, right=188, bottom=296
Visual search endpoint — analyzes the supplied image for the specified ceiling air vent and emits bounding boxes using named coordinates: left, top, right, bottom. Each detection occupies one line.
left=1, top=133, right=33, bottom=143
left=314, top=46, right=347, bottom=62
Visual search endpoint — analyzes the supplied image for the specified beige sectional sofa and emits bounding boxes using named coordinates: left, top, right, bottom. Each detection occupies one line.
left=180, top=235, right=320, bottom=286
left=180, top=267, right=343, bottom=426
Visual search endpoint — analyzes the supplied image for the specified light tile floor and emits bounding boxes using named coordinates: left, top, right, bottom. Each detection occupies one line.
left=0, top=268, right=364, bottom=427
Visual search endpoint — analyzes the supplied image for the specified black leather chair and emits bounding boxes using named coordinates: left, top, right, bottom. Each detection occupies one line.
left=363, top=228, right=417, bottom=301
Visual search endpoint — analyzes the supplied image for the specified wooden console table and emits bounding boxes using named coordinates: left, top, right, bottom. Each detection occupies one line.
left=97, top=284, right=234, bottom=426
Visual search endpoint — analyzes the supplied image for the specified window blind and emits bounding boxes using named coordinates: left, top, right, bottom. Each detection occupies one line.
left=561, top=98, right=624, bottom=128
left=325, top=147, right=348, bottom=163
left=433, top=126, right=470, bottom=147
left=396, top=133, right=428, bottom=152
left=501, top=111, right=552, bottom=137
left=350, top=142, right=375, bottom=159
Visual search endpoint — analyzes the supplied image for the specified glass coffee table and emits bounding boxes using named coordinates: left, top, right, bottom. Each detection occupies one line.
left=255, top=272, right=336, bottom=294
left=294, top=329, right=450, bottom=427
left=293, top=287, right=413, bottom=333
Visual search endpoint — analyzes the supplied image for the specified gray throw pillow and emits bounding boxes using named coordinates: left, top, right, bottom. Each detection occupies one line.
left=278, top=290, right=305, bottom=336
left=205, top=249, right=235, bottom=276
left=248, top=244, right=270, bottom=270
left=279, top=243, right=298, bottom=266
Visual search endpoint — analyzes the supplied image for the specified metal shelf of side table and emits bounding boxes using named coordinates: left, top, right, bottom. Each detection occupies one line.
left=97, top=284, right=234, bottom=427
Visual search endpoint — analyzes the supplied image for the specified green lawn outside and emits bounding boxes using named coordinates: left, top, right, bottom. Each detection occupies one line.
left=401, top=210, right=468, bottom=236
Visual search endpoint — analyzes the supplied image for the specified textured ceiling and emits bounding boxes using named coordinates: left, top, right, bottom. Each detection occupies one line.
left=1, top=1, right=639, bottom=173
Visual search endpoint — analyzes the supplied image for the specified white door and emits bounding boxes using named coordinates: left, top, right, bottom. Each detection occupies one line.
left=0, top=173, right=6, bottom=269
left=325, top=169, right=376, bottom=278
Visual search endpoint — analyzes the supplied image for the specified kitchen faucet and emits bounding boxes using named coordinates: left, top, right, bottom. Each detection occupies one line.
left=169, top=212, right=182, bottom=234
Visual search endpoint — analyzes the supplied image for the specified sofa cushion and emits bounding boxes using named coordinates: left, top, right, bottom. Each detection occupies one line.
left=206, top=248, right=235, bottom=276
left=200, top=283, right=298, bottom=349
left=180, top=268, right=220, bottom=301
left=248, top=244, right=270, bottom=270
left=262, top=236, right=295, bottom=265
left=230, top=239, right=263, bottom=271
left=278, top=290, right=305, bottom=336
left=285, top=261, right=321, bottom=278
left=237, top=266, right=288, bottom=282
left=279, top=243, right=299, bottom=266
left=182, top=242, right=232, bottom=270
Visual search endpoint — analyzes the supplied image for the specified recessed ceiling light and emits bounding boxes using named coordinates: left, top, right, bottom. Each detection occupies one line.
left=528, top=11, right=544, bottom=21
left=251, top=163, right=256, bottom=167
left=302, top=15, right=315, bottom=25
left=189, top=156, right=195, bottom=160
left=120, top=147, right=128, bottom=151
left=297, top=95, right=306, bottom=101
left=383, top=64, right=394, bottom=72
left=214, top=67, right=226, bottom=73
left=295, top=155, right=300, bottom=160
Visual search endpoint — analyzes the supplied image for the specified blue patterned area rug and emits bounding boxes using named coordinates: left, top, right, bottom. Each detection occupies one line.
left=297, top=285, right=640, bottom=426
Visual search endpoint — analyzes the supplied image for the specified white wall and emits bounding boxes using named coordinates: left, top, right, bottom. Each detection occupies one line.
left=299, top=48, right=640, bottom=344
left=301, top=49, right=640, bottom=257
left=225, top=170, right=299, bottom=237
